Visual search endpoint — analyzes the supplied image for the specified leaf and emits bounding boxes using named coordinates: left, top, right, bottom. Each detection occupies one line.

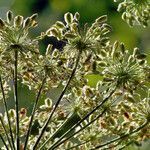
left=51, top=112, right=81, bottom=140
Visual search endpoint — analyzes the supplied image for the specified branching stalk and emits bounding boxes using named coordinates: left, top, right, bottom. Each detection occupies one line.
left=32, top=49, right=82, bottom=149
left=0, top=76, right=15, bottom=150
left=23, top=76, right=47, bottom=150
left=47, top=86, right=117, bottom=150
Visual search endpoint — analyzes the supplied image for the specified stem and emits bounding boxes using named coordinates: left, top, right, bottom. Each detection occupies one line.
left=118, top=141, right=133, bottom=150
left=66, top=140, right=91, bottom=150
left=13, top=49, right=20, bottom=149
left=91, top=121, right=149, bottom=149
left=32, top=49, right=82, bottom=149
left=0, top=134, right=9, bottom=150
left=48, top=86, right=117, bottom=150
left=0, top=116, right=13, bottom=149
left=0, top=76, right=15, bottom=150
left=23, top=76, right=47, bottom=150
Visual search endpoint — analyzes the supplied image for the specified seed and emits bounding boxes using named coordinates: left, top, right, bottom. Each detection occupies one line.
left=14, top=15, right=23, bottom=27
left=7, top=10, right=13, bottom=23
left=64, top=12, right=73, bottom=24
left=96, top=15, right=107, bottom=24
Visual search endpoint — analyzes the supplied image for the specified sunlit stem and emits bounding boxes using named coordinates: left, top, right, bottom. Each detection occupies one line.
left=0, top=76, right=15, bottom=150
left=13, top=49, right=20, bottom=149
left=48, top=86, right=117, bottom=150
left=0, top=134, right=9, bottom=150
left=23, top=76, right=47, bottom=150
left=91, top=121, right=149, bottom=149
left=0, top=116, right=13, bottom=149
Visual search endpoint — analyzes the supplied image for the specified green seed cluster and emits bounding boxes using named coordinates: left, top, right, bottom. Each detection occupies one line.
left=114, top=0, right=150, bottom=27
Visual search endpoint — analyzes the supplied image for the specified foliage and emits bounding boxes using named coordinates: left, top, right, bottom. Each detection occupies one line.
left=0, top=1, right=150, bottom=149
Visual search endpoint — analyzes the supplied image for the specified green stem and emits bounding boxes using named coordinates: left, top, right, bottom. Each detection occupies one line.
left=32, top=49, right=82, bottom=150
left=91, top=121, right=149, bottom=150
left=48, top=86, right=117, bottom=150
left=13, top=49, right=20, bottom=149
left=66, top=140, right=91, bottom=150
left=23, top=76, right=47, bottom=150
left=0, top=116, right=13, bottom=149
left=118, top=141, right=133, bottom=150
left=0, top=76, right=15, bottom=150
left=0, top=134, right=9, bottom=150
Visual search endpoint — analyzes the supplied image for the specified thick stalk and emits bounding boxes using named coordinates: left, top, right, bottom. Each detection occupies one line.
left=0, top=116, right=13, bottom=149
left=0, top=134, right=9, bottom=150
left=0, top=76, right=15, bottom=150
left=32, top=49, right=82, bottom=149
left=48, top=86, right=117, bottom=150
left=91, top=121, right=149, bottom=149
left=23, top=76, right=47, bottom=150
left=13, top=49, right=20, bottom=149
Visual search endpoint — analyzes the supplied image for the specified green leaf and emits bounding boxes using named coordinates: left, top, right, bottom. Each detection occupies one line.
left=51, top=112, right=81, bottom=140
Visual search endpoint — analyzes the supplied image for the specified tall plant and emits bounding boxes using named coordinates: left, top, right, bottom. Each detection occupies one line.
left=0, top=0, right=149, bottom=149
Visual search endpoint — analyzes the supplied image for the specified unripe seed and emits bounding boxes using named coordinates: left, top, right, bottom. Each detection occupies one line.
left=64, top=33, right=77, bottom=39
left=23, top=17, right=31, bottom=28
left=96, top=15, right=107, bottom=23
left=45, top=98, right=52, bottom=107
left=98, top=61, right=107, bottom=67
left=120, top=42, right=125, bottom=54
left=46, top=28, right=59, bottom=37
left=14, top=15, right=23, bottom=27
left=108, top=117, right=116, bottom=125
left=7, top=10, right=13, bottom=23
left=64, top=12, right=73, bottom=24
left=136, top=54, right=147, bottom=59
left=55, top=21, right=65, bottom=29
left=30, top=13, right=38, bottom=20
left=122, top=12, right=127, bottom=21
left=74, top=12, right=80, bottom=20
left=46, top=44, right=53, bottom=55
